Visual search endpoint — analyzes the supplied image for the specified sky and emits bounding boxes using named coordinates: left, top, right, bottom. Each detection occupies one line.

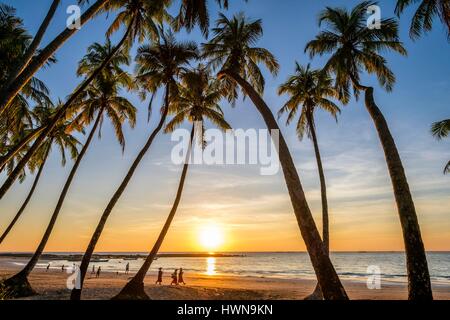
left=0, top=0, right=449, bottom=253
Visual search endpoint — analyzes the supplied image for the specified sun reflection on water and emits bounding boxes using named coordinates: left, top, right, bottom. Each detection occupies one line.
left=206, top=257, right=216, bottom=276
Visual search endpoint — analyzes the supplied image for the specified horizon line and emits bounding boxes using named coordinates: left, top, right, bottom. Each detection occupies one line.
left=2, top=250, right=450, bottom=254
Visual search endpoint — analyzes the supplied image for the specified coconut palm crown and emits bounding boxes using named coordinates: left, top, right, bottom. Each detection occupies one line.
left=395, top=0, right=450, bottom=40
left=431, top=119, right=450, bottom=174
left=305, top=1, right=407, bottom=99
left=202, top=12, right=279, bottom=102
left=278, top=62, right=341, bottom=140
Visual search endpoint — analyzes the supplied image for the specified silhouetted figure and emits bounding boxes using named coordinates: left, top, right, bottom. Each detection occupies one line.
left=61, top=265, right=65, bottom=272
left=171, top=269, right=179, bottom=285
left=178, top=268, right=186, bottom=285
left=155, top=267, right=163, bottom=285
left=125, top=262, right=130, bottom=275
left=91, top=265, right=95, bottom=274
left=96, top=266, right=101, bottom=278
left=46, top=263, right=50, bottom=271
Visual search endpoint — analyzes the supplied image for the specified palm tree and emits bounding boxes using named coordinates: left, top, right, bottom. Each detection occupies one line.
left=0, top=0, right=168, bottom=200
left=174, top=0, right=246, bottom=36
left=0, top=4, right=54, bottom=170
left=278, top=62, right=342, bottom=299
left=70, top=31, right=198, bottom=300
left=0, top=0, right=240, bottom=113
left=0, top=41, right=136, bottom=298
left=431, top=119, right=450, bottom=173
left=0, top=103, right=80, bottom=244
left=0, top=0, right=232, bottom=173
left=305, top=1, right=432, bottom=300
left=114, top=66, right=231, bottom=300
left=202, top=13, right=348, bottom=300
left=0, top=0, right=111, bottom=114
left=395, top=0, right=450, bottom=40
left=3, top=0, right=61, bottom=93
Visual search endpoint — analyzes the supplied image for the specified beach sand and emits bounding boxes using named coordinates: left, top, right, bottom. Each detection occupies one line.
left=1, top=257, right=449, bottom=300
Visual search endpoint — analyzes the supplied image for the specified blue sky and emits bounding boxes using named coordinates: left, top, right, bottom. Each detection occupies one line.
left=1, top=0, right=449, bottom=252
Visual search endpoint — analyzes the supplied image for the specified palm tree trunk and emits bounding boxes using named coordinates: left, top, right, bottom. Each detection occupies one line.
left=113, top=125, right=195, bottom=300
left=221, top=70, right=348, bottom=300
left=307, top=112, right=329, bottom=254
left=0, top=0, right=110, bottom=115
left=0, top=20, right=133, bottom=201
left=305, top=110, right=328, bottom=300
left=0, top=141, right=52, bottom=244
left=0, top=110, right=103, bottom=298
left=360, top=85, right=432, bottom=300
left=70, top=87, right=171, bottom=301
left=0, top=126, right=46, bottom=170
left=2, top=0, right=61, bottom=93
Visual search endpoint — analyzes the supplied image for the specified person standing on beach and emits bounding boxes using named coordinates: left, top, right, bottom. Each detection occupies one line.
left=61, top=265, right=65, bottom=272
left=178, top=268, right=186, bottom=285
left=171, top=269, right=179, bottom=285
left=125, top=262, right=130, bottom=275
left=91, top=265, right=95, bottom=274
left=155, top=267, right=163, bottom=285
left=96, top=266, right=101, bottom=278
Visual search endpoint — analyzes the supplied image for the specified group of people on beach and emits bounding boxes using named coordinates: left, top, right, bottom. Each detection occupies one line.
left=156, top=267, right=186, bottom=286
left=90, top=265, right=102, bottom=278
left=46, top=262, right=186, bottom=285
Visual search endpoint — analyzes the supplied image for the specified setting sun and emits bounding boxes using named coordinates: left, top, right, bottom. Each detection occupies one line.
left=199, top=224, right=224, bottom=250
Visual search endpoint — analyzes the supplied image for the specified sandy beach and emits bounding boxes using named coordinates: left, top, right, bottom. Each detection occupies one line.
left=1, top=257, right=449, bottom=300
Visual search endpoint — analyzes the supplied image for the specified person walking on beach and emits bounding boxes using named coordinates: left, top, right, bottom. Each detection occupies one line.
left=155, top=267, right=163, bottom=285
left=171, top=269, right=179, bottom=285
left=96, top=266, right=101, bottom=278
left=125, top=262, right=130, bottom=275
left=61, top=264, right=65, bottom=272
left=178, top=268, right=186, bottom=285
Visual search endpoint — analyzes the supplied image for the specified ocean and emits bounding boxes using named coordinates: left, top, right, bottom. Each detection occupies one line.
left=31, top=252, right=450, bottom=285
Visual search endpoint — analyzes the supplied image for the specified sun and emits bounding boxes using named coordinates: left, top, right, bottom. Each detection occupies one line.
left=199, top=224, right=224, bottom=251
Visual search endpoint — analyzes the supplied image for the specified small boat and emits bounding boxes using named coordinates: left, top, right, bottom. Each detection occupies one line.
left=90, top=259, right=109, bottom=263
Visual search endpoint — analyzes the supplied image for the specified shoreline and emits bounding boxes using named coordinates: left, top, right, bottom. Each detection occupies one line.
left=1, top=257, right=449, bottom=300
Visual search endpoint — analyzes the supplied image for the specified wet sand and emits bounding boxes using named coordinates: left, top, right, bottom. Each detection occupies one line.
left=1, top=257, right=449, bottom=300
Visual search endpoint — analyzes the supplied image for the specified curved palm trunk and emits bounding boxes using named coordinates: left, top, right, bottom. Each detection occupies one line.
left=361, top=85, right=432, bottom=300
left=0, top=110, right=103, bottom=299
left=0, top=21, right=133, bottom=201
left=0, top=142, right=52, bottom=244
left=0, top=126, right=46, bottom=170
left=307, top=112, right=329, bottom=254
left=221, top=70, right=347, bottom=300
left=2, top=0, right=61, bottom=92
left=305, top=111, right=328, bottom=300
left=0, top=0, right=110, bottom=115
left=70, top=88, right=171, bottom=301
left=113, top=125, right=195, bottom=300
